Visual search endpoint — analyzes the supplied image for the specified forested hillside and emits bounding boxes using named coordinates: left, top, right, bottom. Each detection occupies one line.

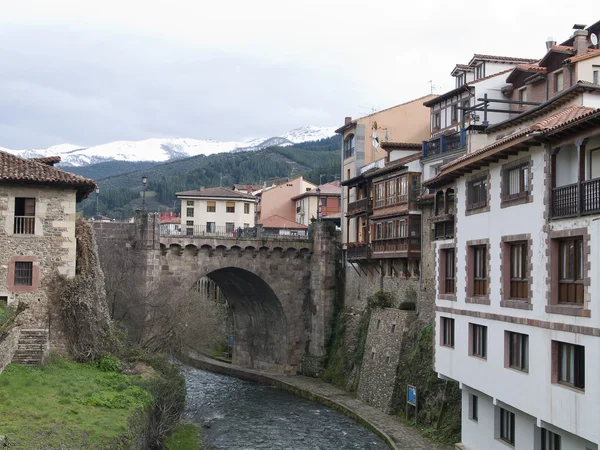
left=77, top=136, right=341, bottom=218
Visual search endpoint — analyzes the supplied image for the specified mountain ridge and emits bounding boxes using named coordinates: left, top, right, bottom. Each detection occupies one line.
left=1, top=125, right=336, bottom=167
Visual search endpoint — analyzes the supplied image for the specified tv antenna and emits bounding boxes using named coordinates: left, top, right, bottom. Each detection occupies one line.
left=591, top=33, right=599, bottom=47
left=428, top=80, right=440, bottom=94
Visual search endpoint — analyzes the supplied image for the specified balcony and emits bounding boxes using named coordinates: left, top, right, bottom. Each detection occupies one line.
left=371, top=237, right=421, bottom=258
left=552, top=178, right=600, bottom=218
left=14, top=216, right=35, bottom=235
left=296, top=206, right=305, bottom=215
left=422, top=131, right=464, bottom=159
left=346, top=243, right=371, bottom=261
left=346, top=198, right=372, bottom=216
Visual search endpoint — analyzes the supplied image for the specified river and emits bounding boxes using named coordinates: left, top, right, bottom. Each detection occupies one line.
left=180, top=363, right=388, bottom=450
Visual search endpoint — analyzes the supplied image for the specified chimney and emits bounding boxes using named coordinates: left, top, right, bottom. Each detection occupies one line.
left=573, top=29, right=589, bottom=55
left=199, top=186, right=205, bottom=191
left=345, top=116, right=352, bottom=125
left=545, top=36, right=556, bottom=51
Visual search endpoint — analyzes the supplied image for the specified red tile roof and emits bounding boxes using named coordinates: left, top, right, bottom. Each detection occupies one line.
left=470, top=54, right=538, bottom=63
left=30, top=156, right=62, bottom=166
left=291, top=181, right=341, bottom=200
left=454, top=64, right=473, bottom=71
left=176, top=186, right=255, bottom=199
left=514, top=63, right=546, bottom=73
left=260, top=214, right=308, bottom=229
left=565, top=48, right=600, bottom=64
left=467, top=68, right=514, bottom=85
left=0, top=150, right=95, bottom=201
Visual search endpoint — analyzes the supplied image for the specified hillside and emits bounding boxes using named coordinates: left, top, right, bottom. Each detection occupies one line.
left=77, top=136, right=341, bottom=218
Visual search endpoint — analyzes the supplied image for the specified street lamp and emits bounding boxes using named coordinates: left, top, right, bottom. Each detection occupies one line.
left=95, top=186, right=100, bottom=218
left=316, top=187, right=322, bottom=222
left=141, top=176, right=148, bottom=211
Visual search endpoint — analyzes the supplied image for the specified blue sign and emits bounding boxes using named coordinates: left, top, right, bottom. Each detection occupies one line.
left=229, top=336, right=233, bottom=347
left=407, top=385, right=417, bottom=406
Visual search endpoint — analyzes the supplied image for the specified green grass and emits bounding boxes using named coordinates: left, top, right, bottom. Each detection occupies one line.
left=164, top=423, right=203, bottom=450
left=0, top=357, right=152, bottom=449
left=0, top=303, right=10, bottom=327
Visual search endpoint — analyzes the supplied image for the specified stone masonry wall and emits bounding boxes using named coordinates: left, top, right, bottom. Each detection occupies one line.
left=357, top=308, right=416, bottom=413
left=0, top=184, right=78, bottom=330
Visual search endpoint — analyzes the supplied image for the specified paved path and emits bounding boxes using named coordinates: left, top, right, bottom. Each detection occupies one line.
left=180, top=350, right=450, bottom=450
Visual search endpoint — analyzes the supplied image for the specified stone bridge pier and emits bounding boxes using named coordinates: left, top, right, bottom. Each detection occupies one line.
left=137, top=213, right=338, bottom=374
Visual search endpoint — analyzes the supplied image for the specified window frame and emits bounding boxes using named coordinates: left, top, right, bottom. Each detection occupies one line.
left=466, top=172, right=489, bottom=212
left=469, top=394, right=478, bottom=422
left=554, top=70, right=564, bottom=93
left=558, top=237, right=584, bottom=305
left=499, top=408, right=515, bottom=446
left=507, top=331, right=529, bottom=372
left=509, top=241, right=528, bottom=299
left=244, top=203, right=250, bottom=214
left=207, top=201, right=216, bottom=213
left=186, top=207, right=194, bottom=217
left=470, top=323, right=487, bottom=359
left=440, top=317, right=455, bottom=348
left=554, top=341, right=585, bottom=390
left=440, top=247, right=456, bottom=295
left=14, top=261, right=33, bottom=286
left=541, top=428, right=561, bottom=450
left=226, top=202, right=236, bottom=213
left=501, top=157, right=531, bottom=207
left=473, top=245, right=488, bottom=296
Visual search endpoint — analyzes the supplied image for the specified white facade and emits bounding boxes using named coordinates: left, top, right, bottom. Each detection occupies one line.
left=179, top=196, right=255, bottom=234
left=434, top=95, right=600, bottom=449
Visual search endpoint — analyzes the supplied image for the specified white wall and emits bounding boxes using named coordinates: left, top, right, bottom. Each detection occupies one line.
left=180, top=197, right=255, bottom=230
left=555, top=144, right=578, bottom=187
left=435, top=145, right=600, bottom=446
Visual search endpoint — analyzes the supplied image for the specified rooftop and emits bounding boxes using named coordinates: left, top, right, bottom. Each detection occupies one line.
left=260, top=214, right=308, bottom=229
left=176, top=186, right=256, bottom=199
left=0, top=150, right=96, bottom=201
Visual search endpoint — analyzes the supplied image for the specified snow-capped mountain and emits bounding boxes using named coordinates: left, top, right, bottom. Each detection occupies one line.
left=2, top=126, right=337, bottom=167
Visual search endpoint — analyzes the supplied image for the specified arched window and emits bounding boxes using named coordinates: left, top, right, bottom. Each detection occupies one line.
left=343, top=134, right=355, bottom=159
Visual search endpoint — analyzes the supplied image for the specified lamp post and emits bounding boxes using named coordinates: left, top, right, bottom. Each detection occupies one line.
left=141, top=176, right=148, bottom=211
left=95, top=186, right=100, bottom=218
left=316, top=187, right=322, bottom=222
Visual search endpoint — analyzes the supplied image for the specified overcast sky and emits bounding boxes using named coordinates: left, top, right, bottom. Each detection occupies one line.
left=1, top=1, right=598, bottom=148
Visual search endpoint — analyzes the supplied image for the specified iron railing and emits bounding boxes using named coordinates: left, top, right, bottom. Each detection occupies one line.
left=161, top=223, right=310, bottom=240
left=346, top=198, right=372, bottom=215
left=14, top=216, right=35, bottom=234
left=552, top=179, right=600, bottom=218
left=422, top=132, right=464, bottom=158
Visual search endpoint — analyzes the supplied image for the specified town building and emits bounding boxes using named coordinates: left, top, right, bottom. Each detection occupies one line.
left=426, top=22, right=600, bottom=450
left=232, top=184, right=262, bottom=195
left=176, top=187, right=256, bottom=236
left=257, top=176, right=316, bottom=224
left=292, top=181, right=341, bottom=226
left=0, top=152, right=95, bottom=366
left=159, top=211, right=181, bottom=235
left=260, top=214, right=309, bottom=237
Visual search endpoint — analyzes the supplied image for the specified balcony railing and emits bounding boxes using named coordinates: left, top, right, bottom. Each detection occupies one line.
left=346, top=243, right=371, bottom=260
left=161, top=223, right=310, bottom=240
left=422, top=131, right=465, bottom=158
left=372, top=237, right=421, bottom=255
left=346, top=198, right=372, bottom=216
left=343, top=146, right=355, bottom=159
left=552, top=178, right=600, bottom=218
left=14, top=216, right=35, bottom=234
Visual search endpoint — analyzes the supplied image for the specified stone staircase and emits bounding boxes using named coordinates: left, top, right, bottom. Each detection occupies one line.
left=11, top=329, right=49, bottom=366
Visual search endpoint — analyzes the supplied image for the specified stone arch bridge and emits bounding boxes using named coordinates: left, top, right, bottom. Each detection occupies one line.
left=100, top=214, right=338, bottom=374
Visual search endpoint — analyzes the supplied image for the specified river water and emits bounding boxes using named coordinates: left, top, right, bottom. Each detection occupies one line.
left=180, top=363, right=388, bottom=450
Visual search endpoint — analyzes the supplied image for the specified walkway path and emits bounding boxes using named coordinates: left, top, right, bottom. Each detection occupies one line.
left=179, top=350, right=450, bottom=450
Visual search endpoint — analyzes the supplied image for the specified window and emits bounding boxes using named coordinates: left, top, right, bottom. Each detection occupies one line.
left=376, top=319, right=381, bottom=330
left=554, top=71, right=564, bottom=93
left=470, top=324, right=487, bottom=359
left=14, top=197, right=35, bottom=234
left=499, top=408, right=515, bottom=445
left=186, top=200, right=194, bottom=206
left=186, top=207, right=194, bottom=217
left=387, top=260, right=394, bottom=277
left=391, top=324, right=396, bottom=333
left=14, top=262, right=33, bottom=286
left=347, top=168, right=351, bottom=181
left=387, top=180, right=396, bottom=205
left=186, top=227, right=193, bottom=236
left=434, top=221, right=454, bottom=240
left=541, top=429, right=561, bottom=450
left=519, top=88, right=528, bottom=104
left=441, top=317, right=455, bottom=348
left=226, top=202, right=235, bottom=213
left=509, top=242, right=528, bottom=299
left=244, top=203, right=250, bottom=214
left=206, top=222, right=215, bottom=233
left=473, top=246, right=487, bottom=296
left=593, top=69, right=599, bottom=85
left=467, top=175, right=488, bottom=211
left=433, top=112, right=441, bottom=129
left=375, top=183, right=384, bottom=208
left=343, top=134, right=355, bottom=159
left=225, top=222, right=235, bottom=233
left=456, top=74, right=465, bottom=87
left=558, top=237, right=584, bottom=304
left=397, top=219, right=407, bottom=238
left=502, top=159, right=530, bottom=204
left=507, top=332, right=529, bottom=372
left=554, top=341, right=585, bottom=389
left=469, top=394, right=478, bottom=422
left=385, top=221, right=394, bottom=239
left=475, top=64, right=484, bottom=79
left=442, top=248, right=455, bottom=294
left=186, top=220, right=193, bottom=226
left=374, top=223, right=382, bottom=240
left=451, top=104, right=458, bottom=123
left=463, top=99, right=470, bottom=118
left=207, top=201, right=216, bottom=212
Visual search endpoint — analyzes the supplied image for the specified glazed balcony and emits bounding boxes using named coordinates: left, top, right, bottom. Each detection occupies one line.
left=346, top=243, right=371, bottom=261
left=422, top=131, right=464, bottom=159
left=371, top=237, right=421, bottom=258
left=552, top=178, right=600, bottom=218
left=346, top=197, right=372, bottom=216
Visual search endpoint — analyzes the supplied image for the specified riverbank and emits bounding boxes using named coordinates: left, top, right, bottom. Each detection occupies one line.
left=179, top=349, right=450, bottom=450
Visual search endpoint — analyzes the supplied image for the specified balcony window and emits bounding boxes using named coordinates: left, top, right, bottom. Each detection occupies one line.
left=510, top=242, right=528, bottom=299
left=186, top=207, right=194, bottom=217
left=226, top=202, right=235, bottom=213
left=553, top=341, right=585, bottom=390
left=385, top=221, right=394, bottom=239
left=440, top=317, right=454, bottom=348
left=397, top=219, right=407, bottom=238
left=475, top=64, right=484, bottom=80
left=456, top=74, right=465, bottom=87
left=441, top=248, right=455, bottom=294
left=14, top=261, right=33, bottom=286
left=502, top=158, right=531, bottom=207
left=207, top=201, right=216, bottom=212
left=387, top=180, right=396, bottom=206
left=470, top=323, right=487, bottom=359
left=343, top=134, right=355, bottom=159
left=507, top=331, right=529, bottom=372
left=558, top=237, right=584, bottom=304
left=225, top=222, right=235, bottom=233
left=206, top=222, right=216, bottom=233
left=473, top=246, right=487, bottom=296
left=14, top=197, right=36, bottom=234
left=467, top=175, right=488, bottom=211
left=433, top=112, right=441, bottom=130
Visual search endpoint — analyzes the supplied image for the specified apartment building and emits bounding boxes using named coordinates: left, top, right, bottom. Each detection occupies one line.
left=176, top=187, right=256, bottom=236
left=257, top=176, right=316, bottom=224
left=426, top=23, right=600, bottom=449
left=293, top=181, right=341, bottom=226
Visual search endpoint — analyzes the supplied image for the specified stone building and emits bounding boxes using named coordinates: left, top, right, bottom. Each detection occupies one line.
left=0, top=152, right=95, bottom=367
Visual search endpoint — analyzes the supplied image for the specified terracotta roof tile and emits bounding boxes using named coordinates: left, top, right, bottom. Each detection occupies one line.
left=514, top=62, right=547, bottom=73
left=260, top=214, right=308, bottom=229
left=471, top=54, right=538, bottom=63
left=176, top=186, right=255, bottom=199
left=0, top=150, right=95, bottom=201
left=30, top=156, right=62, bottom=166
left=550, top=45, right=575, bottom=53
left=565, top=48, right=600, bottom=64
left=467, top=68, right=514, bottom=85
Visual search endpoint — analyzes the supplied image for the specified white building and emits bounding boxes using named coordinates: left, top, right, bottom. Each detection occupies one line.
left=176, top=187, right=256, bottom=236
left=426, top=76, right=600, bottom=450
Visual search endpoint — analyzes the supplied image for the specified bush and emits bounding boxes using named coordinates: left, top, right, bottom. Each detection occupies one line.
left=97, top=354, right=122, bottom=372
left=367, top=290, right=392, bottom=309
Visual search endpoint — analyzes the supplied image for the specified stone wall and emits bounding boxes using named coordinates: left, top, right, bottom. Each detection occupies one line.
left=357, top=308, right=416, bottom=413
left=419, top=200, right=436, bottom=322
left=0, top=326, right=20, bottom=373
left=0, top=185, right=78, bottom=329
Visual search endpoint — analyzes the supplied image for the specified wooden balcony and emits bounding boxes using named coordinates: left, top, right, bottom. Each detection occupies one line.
left=14, top=216, right=35, bottom=235
left=346, top=243, right=371, bottom=261
left=371, top=237, right=421, bottom=259
left=552, top=178, right=600, bottom=218
left=346, top=198, right=372, bottom=216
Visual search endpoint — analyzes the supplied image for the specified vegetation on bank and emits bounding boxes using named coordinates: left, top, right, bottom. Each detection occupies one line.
left=164, top=423, right=203, bottom=450
left=0, top=357, right=150, bottom=449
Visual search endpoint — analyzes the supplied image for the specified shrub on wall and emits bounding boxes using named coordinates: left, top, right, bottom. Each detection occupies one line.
left=367, top=290, right=393, bottom=309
